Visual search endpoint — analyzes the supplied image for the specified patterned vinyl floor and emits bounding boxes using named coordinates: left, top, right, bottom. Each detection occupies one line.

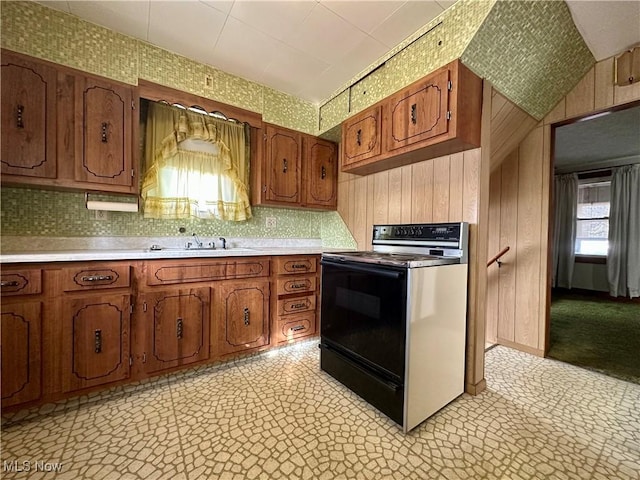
left=1, top=341, right=638, bottom=480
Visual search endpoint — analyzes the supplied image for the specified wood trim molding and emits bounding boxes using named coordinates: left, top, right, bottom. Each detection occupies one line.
left=138, top=79, right=263, bottom=128
left=496, top=338, right=545, bottom=357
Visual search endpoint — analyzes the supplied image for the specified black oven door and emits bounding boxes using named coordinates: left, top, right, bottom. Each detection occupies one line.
left=320, top=258, right=407, bottom=382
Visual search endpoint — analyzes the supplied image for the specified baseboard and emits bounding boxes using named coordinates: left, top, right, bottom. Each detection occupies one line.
left=496, top=338, right=545, bottom=357
left=465, top=378, right=486, bottom=395
left=553, top=288, right=640, bottom=304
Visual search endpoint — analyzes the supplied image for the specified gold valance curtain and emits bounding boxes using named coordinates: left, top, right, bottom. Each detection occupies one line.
left=141, top=101, right=252, bottom=221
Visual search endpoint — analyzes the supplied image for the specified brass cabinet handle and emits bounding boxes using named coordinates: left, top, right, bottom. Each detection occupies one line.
left=290, top=263, right=308, bottom=270
left=101, top=122, right=108, bottom=143
left=356, top=129, right=362, bottom=146
left=243, top=307, right=250, bottom=326
left=410, top=104, right=417, bottom=125
left=291, top=325, right=305, bottom=332
left=94, top=329, right=102, bottom=353
left=17, top=105, right=24, bottom=128
left=289, top=282, right=307, bottom=290
left=176, top=318, right=183, bottom=339
left=81, top=275, right=113, bottom=282
left=282, top=158, right=288, bottom=173
left=0, top=280, right=20, bottom=288
left=290, top=302, right=306, bottom=310
left=321, top=165, right=326, bottom=179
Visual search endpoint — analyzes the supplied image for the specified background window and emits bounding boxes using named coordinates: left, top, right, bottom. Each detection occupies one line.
left=575, top=180, right=610, bottom=256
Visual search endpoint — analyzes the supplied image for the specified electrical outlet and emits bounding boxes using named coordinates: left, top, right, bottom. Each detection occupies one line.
left=265, top=217, right=277, bottom=228
left=95, top=210, right=109, bottom=221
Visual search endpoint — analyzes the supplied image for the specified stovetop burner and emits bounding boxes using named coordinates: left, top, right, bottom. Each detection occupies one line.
left=322, top=250, right=460, bottom=268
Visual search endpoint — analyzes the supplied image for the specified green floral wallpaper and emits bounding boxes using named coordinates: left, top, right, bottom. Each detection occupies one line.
left=461, top=0, right=595, bottom=120
left=0, top=187, right=355, bottom=248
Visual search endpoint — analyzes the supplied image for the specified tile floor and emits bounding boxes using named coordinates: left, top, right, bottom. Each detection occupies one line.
left=1, top=341, right=638, bottom=480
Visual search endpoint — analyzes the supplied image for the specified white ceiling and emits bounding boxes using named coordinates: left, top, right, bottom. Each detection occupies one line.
left=554, top=104, right=640, bottom=172
left=35, top=1, right=640, bottom=105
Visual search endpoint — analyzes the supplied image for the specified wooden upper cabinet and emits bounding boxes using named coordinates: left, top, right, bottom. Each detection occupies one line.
left=264, top=124, right=302, bottom=205
left=75, top=76, right=134, bottom=189
left=253, top=123, right=338, bottom=210
left=1, top=52, right=57, bottom=179
left=304, top=136, right=337, bottom=209
left=341, top=105, right=382, bottom=168
left=341, top=59, right=482, bottom=176
left=385, top=69, right=450, bottom=151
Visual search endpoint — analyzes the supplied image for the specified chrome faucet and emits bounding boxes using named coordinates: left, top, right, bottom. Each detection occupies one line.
left=219, top=237, right=227, bottom=250
left=192, top=233, right=203, bottom=248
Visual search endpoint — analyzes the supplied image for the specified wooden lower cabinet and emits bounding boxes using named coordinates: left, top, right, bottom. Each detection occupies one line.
left=1, top=301, right=42, bottom=407
left=140, top=287, right=211, bottom=373
left=216, top=279, right=270, bottom=356
left=62, top=294, right=131, bottom=392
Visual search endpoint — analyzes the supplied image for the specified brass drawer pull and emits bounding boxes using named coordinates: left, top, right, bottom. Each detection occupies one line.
left=290, top=263, right=308, bottom=270
left=94, top=329, right=102, bottom=353
left=410, top=103, right=417, bottom=124
left=81, top=275, right=114, bottom=282
left=243, top=307, right=250, bottom=326
left=356, top=129, right=362, bottom=146
left=176, top=318, right=183, bottom=339
left=0, top=280, right=20, bottom=288
left=290, top=325, right=305, bottom=332
left=282, top=158, right=288, bottom=173
left=290, top=302, right=307, bottom=309
left=101, top=122, right=108, bottom=143
left=321, top=165, right=326, bottom=179
left=289, top=282, right=308, bottom=290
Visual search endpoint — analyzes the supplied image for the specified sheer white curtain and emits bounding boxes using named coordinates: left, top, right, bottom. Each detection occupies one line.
left=553, top=173, right=578, bottom=288
left=607, top=164, right=640, bottom=298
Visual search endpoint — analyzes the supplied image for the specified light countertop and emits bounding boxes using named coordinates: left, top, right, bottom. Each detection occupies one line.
left=0, top=247, right=339, bottom=264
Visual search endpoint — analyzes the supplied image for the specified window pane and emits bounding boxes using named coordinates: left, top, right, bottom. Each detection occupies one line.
left=575, top=239, right=608, bottom=256
left=576, top=201, right=609, bottom=219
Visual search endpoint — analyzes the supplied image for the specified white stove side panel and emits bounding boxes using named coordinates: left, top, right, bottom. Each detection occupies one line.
left=403, top=264, right=468, bottom=432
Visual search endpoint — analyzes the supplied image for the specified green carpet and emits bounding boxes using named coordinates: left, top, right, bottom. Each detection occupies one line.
left=548, top=292, right=640, bottom=384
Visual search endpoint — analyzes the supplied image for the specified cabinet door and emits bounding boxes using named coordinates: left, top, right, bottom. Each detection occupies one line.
left=142, top=287, right=210, bottom=373
left=62, top=294, right=131, bottom=392
left=217, top=280, right=269, bottom=355
left=264, top=124, right=301, bottom=204
left=1, top=54, right=57, bottom=178
left=75, top=76, right=133, bottom=188
left=341, top=105, right=382, bottom=167
left=304, top=136, right=337, bottom=209
left=1, top=302, right=42, bottom=407
left=385, top=69, right=450, bottom=151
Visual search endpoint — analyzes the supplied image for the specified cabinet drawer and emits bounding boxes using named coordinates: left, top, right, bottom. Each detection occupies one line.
left=63, top=265, right=130, bottom=291
left=275, top=256, right=317, bottom=275
left=147, top=260, right=228, bottom=285
left=1, top=270, right=42, bottom=296
left=275, top=313, right=316, bottom=344
left=276, top=275, right=317, bottom=296
left=227, top=259, right=270, bottom=279
left=278, top=295, right=316, bottom=316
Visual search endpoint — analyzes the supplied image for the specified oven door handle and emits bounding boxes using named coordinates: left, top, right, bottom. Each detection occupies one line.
left=320, top=260, right=404, bottom=279
left=320, top=343, right=402, bottom=392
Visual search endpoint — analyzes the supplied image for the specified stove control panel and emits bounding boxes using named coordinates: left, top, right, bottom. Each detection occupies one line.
left=373, top=223, right=462, bottom=242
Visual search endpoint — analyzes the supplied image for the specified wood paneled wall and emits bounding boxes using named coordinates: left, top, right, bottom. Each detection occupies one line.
left=337, top=150, right=480, bottom=249
left=485, top=56, right=640, bottom=354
